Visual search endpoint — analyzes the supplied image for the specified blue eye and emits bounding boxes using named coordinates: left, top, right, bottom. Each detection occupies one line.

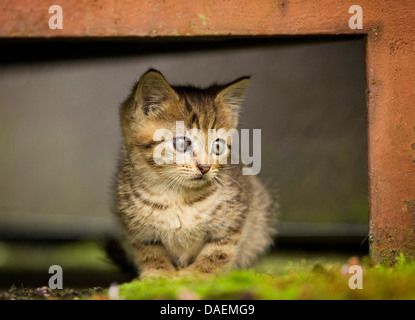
left=212, top=139, right=226, bottom=156
left=173, top=137, right=191, bottom=152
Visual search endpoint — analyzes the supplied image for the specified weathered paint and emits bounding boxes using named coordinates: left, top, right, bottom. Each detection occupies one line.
left=0, top=0, right=414, bottom=263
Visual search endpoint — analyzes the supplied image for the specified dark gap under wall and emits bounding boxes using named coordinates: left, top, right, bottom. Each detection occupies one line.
left=0, top=36, right=368, bottom=251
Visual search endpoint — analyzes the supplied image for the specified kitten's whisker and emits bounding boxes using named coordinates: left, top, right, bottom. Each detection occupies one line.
left=213, top=177, right=227, bottom=215
left=157, top=174, right=177, bottom=193
left=218, top=172, right=241, bottom=189
left=170, top=175, right=182, bottom=194
left=218, top=166, right=239, bottom=170
left=218, top=172, right=250, bottom=204
left=214, top=174, right=233, bottom=214
left=214, top=175, right=231, bottom=193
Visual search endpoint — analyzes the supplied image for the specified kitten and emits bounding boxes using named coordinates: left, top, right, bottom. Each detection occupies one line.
left=114, top=69, right=277, bottom=278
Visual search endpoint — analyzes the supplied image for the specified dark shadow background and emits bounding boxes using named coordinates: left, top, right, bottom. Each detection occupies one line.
left=0, top=36, right=367, bottom=244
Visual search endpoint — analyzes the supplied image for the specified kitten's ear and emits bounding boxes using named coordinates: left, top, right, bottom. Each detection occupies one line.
left=215, top=76, right=251, bottom=127
left=133, top=69, right=178, bottom=115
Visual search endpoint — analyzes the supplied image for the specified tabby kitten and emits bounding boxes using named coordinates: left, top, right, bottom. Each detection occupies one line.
left=114, top=69, right=276, bottom=278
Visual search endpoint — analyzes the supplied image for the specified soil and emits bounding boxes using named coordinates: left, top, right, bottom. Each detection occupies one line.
left=0, top=285, right=103, bottom=300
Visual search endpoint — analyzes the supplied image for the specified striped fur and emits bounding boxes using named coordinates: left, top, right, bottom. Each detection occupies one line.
left=114, top=69, right=277, bottom=278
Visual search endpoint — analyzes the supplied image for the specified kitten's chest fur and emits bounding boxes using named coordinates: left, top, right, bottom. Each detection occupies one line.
left=146, top=201, right=223, bottom=267
left=118, top=180, right=230, bottom=267
left=158, top=205, right=208, bottom=267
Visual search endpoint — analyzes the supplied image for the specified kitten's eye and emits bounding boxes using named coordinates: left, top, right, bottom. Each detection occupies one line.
left=212, top=139, right=226, bottom=156
left=173, top=137, right=191, bottom=152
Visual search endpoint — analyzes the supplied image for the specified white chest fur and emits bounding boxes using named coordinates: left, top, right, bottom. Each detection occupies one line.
left=151, top=201, right=216, bottom=267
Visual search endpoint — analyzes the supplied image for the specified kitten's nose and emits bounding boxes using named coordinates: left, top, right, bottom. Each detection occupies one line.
left=196, top=164, right=211, bottom=175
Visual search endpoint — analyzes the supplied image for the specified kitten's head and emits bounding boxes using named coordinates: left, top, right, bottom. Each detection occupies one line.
left=121, top=69, right=250, bottom=189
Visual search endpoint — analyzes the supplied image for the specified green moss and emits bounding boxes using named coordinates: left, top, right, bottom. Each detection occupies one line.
left=116, top=254, right=415, bottom=300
